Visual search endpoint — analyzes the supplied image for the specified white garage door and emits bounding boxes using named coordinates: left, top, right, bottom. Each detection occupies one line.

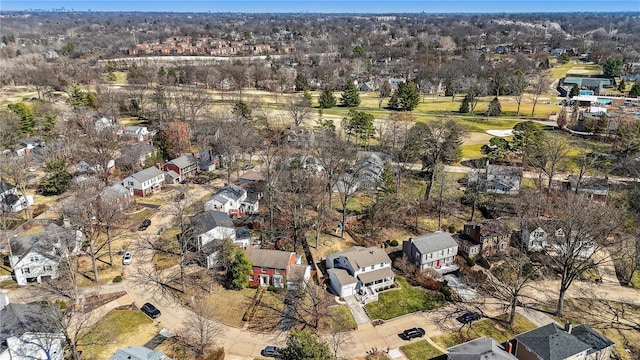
left=341, top=284, right=356, bottom=297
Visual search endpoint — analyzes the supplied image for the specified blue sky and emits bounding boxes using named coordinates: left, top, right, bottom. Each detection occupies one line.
left=2, top=0, right=639, bottom=13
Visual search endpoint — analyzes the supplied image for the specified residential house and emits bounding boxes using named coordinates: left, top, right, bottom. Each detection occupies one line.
left=447, top=337, right=517, bottom=360
left=122, top=126, right=150, bottom=142
left=8, top=223, right=82, bottom=285
left=285, top=126, right=315, bottom=148
left=95, top=183, right=134, bottom=213
left=461, top=220, right=512, bottom=258
left=189, top=210, right=243, bottom=268
left=109, top=346, right=173, bottom=360
left=566, top=175, right=609, bottom=202
left=162, top=155, right=198, bottom=182
left=92, top=115, right=116, bottom=132
left=197, top=148, right=220, bottom=171
left=118, top=143, right=159, bottom=168
left=325, top=246, right=395, bottom=303
left=402, top=232, right=459, bottom=274
left=355, top=151, right=391, bottom=190
left=237, top=171, right=265, bottom=186
left=0, top=299, right=65, bottom=360
left=486, top=164, right=523, bottom=195
left=521, top=219, right=565, bottom=252
left=13, top=136, right=43, bottom=157
left=0, top=181, right=34, bottom=213
left=122, top=166, right=165, bottom=197
left=204, top=184, right=259, bottom=216
left=514, top=323, right=614, bottom=360
left=246, top=248, right=296, bottom=288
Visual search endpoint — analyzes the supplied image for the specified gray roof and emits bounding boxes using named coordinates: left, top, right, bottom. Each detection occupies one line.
left=191, top=210, right=234, bottom=235
left=357, top=266, right=395, bottom=285
left=327, top=268, right=358, bottom=286
left=447, top=337, right=517, bottom=360
left=0, top=180, right=16, bottom=193
left=109, top=346, right=173, bottom=360
left=331, top=246, right=392, bottom=269
left=213, top=184, right=246, bottom=202
left=236, top=227, right=250, bottom=240
left=571, top=325, right=614, bottom=354
left=408, top=232, right=458, bottom=255
left=515, top=323, right=591, bottom=360
left=9, top=223, right=79, bottom=260
left=0, top=302, right=62, bottom=352
left=246, top=248, right=294, bottom=269
left=167, top=154, right=197, bottom=169
left=120, top=143, right=157, bottom=162
left=100, top=183, right=131, bottom=202
left=130, top=167, right=164, bottom=183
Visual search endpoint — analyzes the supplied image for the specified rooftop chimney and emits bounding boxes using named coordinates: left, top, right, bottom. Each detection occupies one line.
left=564, top=321, right=573, bottom=334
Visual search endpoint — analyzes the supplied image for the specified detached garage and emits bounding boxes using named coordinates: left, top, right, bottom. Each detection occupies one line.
left=327, top=268, right=358, bottom=298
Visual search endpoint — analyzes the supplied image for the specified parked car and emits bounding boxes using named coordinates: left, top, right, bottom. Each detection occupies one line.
left=261, top=346, right=281, bottom=358
left=180, top=179, right=190, bottom=185
left=242, top=163, right=255, bottom=170
left=138, top=219, right=151, bottom=231
left=122, top=251, right=133, bottom=265
left=401, top=327, right=425, bottom=340
left=140, top=302, right=161, bottom=319
left=456, top=312, right=482, bottom=324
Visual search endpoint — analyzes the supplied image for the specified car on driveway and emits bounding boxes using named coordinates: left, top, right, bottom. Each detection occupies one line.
left=180, top=179, right=190, bottom=184
left=122, top=251, right=132, bottom=265
left=401, top=327, right=425, bottom=340
left=457, top=312, right=482, bottom=324
left=261, top=346, right=281, bottom=357
left=140, top=302, right=161, bottom=319
left=138, top=219, right=151, bottom=231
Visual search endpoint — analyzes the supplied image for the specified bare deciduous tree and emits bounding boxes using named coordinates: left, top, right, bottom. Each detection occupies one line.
left=176, top=298, right=222, bottom=359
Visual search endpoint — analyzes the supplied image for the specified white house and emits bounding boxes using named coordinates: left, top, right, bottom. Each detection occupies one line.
left=122, top=167, right=165, bottom=197
left=190, top=210, right=245, bottom=268
left=204, top=184, right=259, bottom=216
left=0, top=181, right=34, bottom=213
left=521, top=219, right=567, bottom=252
left=0, top=298, right=65, bottom=360
left=123, top=126, right=150, bottom=142
left=109, top=346, right=173, bottom=360
left=8, top=224, right=82, bottom=285
left=402, top=232, right=459, bottom=274
left=325, top=246, right=394, bottom=304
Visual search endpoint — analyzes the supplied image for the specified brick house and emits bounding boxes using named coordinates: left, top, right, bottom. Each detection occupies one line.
left=461, top=219, right=512, bottom=258
left=246, top=248, right=296, bottom=288
left=162, top=155, right=198, bottom=182
left=122, top=167, right=165, bottom=197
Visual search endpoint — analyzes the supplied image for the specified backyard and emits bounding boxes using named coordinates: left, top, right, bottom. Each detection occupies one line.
left=430, top=314, right=536, bottom=349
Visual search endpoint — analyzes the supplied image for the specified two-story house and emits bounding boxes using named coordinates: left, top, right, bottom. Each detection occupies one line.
left=122, top=126, right=150, bottom=142
left=521, top=219, right=565, bottom=252
left=0, top=181, right=34, bottom=213
left=9, top=224, right=82, bottom=285
left=514, top=323, right=614, bottom=360
left=189, top=210, right=249, bottom=268
left=286, top=126, right=315, bottom=148
left=485, top=164, right=523, bottom=195
left=325, top=246, right=394, bottom=303
left=162, top=155, right=198, bottom=182
left=0, top=298, right=65, bottom=360
left=204, top=184, right=259, bottom=216
left=245, top=248, right=296, bottom=288
left=461, top=220, right=511, bottom=258
left=122, top=167, right=165, bottom=197
left=402, top=232, right=459, bottom=274
left=95, top=183, right=134, bottom=214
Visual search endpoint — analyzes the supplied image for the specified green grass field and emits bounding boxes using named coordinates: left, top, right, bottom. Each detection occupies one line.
left=431, top=314, right=536, bottom=349
left=365, top=277, right=445, bottom=320
left=400, top=340, right=445, bottom=360
left=79, top=310, right=154, bottom=360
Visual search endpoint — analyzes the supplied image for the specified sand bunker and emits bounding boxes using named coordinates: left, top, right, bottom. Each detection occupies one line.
left=486, top=129, right=513, bottom=137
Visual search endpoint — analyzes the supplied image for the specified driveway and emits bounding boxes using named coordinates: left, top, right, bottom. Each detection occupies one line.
left=443, top=273, right=477, bottom=302
left=344, top=295, right=371, bottom=325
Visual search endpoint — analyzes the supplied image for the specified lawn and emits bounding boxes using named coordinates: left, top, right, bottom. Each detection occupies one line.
left=205, top=286, right=257, bottom=327
left=330, top=305, right=358, bottom=331
left=365, top=277, right=446, bottom=320
left=631, top=270, right=640, bottom=289
left=79, top=309, right=156, bottom=360
left=400, top=340, right=445, bottom=360
left=430, top=314, right=536, bottom=349
left=461, top=143, right=483, bottom=161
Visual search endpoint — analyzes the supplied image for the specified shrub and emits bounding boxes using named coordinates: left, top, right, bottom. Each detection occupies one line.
left=389, top=240, right=399, bottom=247
left=204, top=348, right=225, bottom=360
left=113, top=275, right=123, bottom=283
left=447, top=224, right=456, bottom=233
left=54, top=299, right=67, bottom=310
left=466, top=257, right=476, bottom=267
left=476, top=256, right=491, bottom=269
left=0, top=280, right=17, bottom=288
left=267, top=285, right=276, bottom=292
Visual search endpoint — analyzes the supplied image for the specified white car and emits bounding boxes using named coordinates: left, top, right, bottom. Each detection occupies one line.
left=122, top=251, right=133, bottom=265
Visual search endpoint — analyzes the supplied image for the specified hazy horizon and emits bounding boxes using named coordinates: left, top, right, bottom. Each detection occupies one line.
left=2, top=0, right=639, bottom=13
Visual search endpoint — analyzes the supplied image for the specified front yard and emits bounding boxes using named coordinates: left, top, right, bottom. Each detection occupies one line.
left=430, top=314, right=536, bottom=349
left=365, top=277, right=446, bottom=320
left=400, top=340, right=445, bottom=360
left=79, top=309, right=156, bottom=360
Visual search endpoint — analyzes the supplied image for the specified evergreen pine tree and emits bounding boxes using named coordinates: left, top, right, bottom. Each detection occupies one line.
left=459, top=95, right=471, bottom=113
left=318, top=87, right=337, bottom=109
left=340, top=79, right=361, bottom=107
left=487, top=97, right=502, bottom=116
left=569, top=84, right=580, bottom=97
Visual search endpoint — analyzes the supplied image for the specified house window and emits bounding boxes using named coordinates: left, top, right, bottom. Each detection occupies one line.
left=22, top=268, right=30, bottom=274
left=261, top=267, right=267, bottom=273
left=249, top=275, right=254, bottom=281
left=447, top=248, right=451, bottom=254
left=274, top=269, right=280, bottom=275
left=29, top=256, right=39, bottom=262
left=466, top=228, right=470, bottom=235
left=44, top=265, right=53, bottom=271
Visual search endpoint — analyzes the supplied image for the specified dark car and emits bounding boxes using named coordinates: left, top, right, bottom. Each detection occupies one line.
left=138, top=219, right=151, bottom=231
left=140, top=302, right=161, bottom=319
left=261, top=346, right=281, bottom=357
left=242, top=163, right=255, bottom=170
left=457, top=312, right=482, bottom=324
left=180, top=179, right=190, bottom=185
left=401, top=327, right=425, bottom=340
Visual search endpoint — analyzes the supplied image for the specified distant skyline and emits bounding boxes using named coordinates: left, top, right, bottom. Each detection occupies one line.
left=2, top=0, right=639, bottom=13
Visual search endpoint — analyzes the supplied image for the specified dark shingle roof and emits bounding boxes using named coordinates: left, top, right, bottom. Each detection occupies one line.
left=9, top=223, right=79, bottom=260
left=515, top=324, right=591, bottom=360
left=447, top=337, right=518, bottom=360
left=130, top=167, right=164, bottom=183
left=191, top=210, right=234, bottom=235
left=571, top=325, right=614, bottom=354
left=408, top=232, right=458, bottom=254
left=246, top=248, right=294, bottom=269
left=167, top=154, right=197, bottom=169
left=0, top=302, right=62, bottom=352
